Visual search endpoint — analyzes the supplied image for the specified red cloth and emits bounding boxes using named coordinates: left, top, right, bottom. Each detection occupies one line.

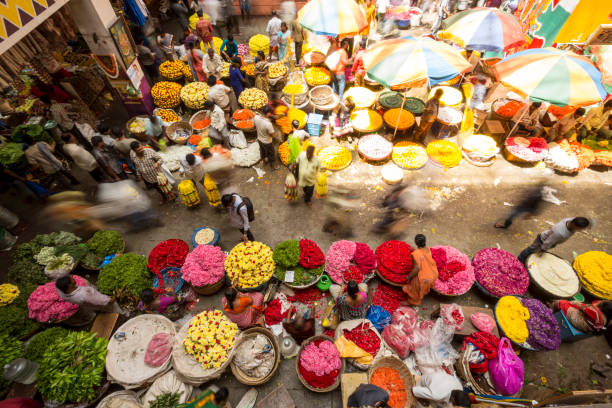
left=462, top=331, right=500, bottom=374
left=0, top=398, right=42, bottom=408
left=556, top=300, right=606, bottom=331
left=144, top=333, right=173, bottom=367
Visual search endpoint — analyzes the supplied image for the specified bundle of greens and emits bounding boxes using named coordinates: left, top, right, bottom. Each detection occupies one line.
left=37, top=331, right=108, bottom=404
left=273, top=240, right=300, bottom=268
left=24, top=327, right=70, bottom=363
left=97, top=253, right=152, bottom=305
left=86, top=230, right=123, bottom=258
left=0, top=333, right=23, bottom=397
left=0, top=143, right=26, bottom=169
left=10, top=124, right=52, bottom=144
left=0, top=304, right=41, bottom=339
left=7, top=259, right=48, bottom=287
left=150, top=392, right=183, bottom=408
left=273, top=239, right=325, bottom=286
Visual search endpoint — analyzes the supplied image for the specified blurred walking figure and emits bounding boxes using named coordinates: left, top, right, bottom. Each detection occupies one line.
left=372, top=184, right=431, bottom=239
left=322, top=187, right=360, bottom=237
left=494, top=184, right=545, bottom=229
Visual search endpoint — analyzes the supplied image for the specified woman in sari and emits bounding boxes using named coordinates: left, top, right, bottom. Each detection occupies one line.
left=187, top=40, right=207, bottom=82
left=402, top=234, right=438, bottom=305
left=222, top=282, right=264, bottom=329
left=277, top=22, right=292, bottom=61
left=337, top=280, right=368, bottom=320
left=253, top=51, right=269, bottom=93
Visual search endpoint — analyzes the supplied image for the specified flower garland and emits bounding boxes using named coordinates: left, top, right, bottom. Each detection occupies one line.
left=27, top=275, right=86, bottom=322
left=343, top=322, right=381, bottom=356
left=472, top=248, right=529, bottom=297
left=183, top=310, right=239, bottom=369
left=326, top=241, right=376, bottom=284
left=148, top=239, right=189, bottom=277
left=431, top=246, right=475, bottom=295
left=376, top=241, right=414, bottom=284
left=298, top=339, right=341, bottom=389
left=520, top=298, right=561, bottom=351
left=225, top=242, right=275, bottom=288
left=181, top=245, right=226, bottom=287
left=372, top=282, right=406, bottom=315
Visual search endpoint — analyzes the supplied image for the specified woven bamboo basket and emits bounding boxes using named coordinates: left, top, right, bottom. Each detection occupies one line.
left=126, top=116, right=148, bottom=141
left=230, top=327, right=280, bottom=386
left=192, top=278, right=224, bottom=295
left=189, top=110, right=211, bottom=134
left=296, top=335, right=344, bottom=393
left=367, top=356, right=416, bottom=408
left=167, top=121, right=192, bottom=144
left=375, top=269, right=407, bottom=288
left=457, top=347, right=496, bottom=395
left=309, top=85, right=334, bottom=105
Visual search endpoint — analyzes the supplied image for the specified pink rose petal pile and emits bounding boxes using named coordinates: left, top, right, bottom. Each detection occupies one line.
left=431, top=245, right=475, bottom=295
left=181, top=244, right=226, bottom=286
left=299, top=340, right=341, bottom=376
left=472, top=248, right=529, bottom=297
left=28, top=275, right=86, bottom=322
left=325, top=240, right=356, bottom=283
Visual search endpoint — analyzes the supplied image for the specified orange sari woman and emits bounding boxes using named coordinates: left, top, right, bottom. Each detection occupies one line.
left=222, top=286, right=264, bottom=329
left=402, top=234, right=438, bottom=306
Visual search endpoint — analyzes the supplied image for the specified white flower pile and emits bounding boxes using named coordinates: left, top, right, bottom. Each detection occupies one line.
left=230, top=142, right=261, bottom=167
left=159, top=145, right=194, bottom=172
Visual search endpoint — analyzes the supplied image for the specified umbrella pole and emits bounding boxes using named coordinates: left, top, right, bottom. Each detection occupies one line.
left=507, top=102, right=529, bottom=139
left=394, top=92, right=407, bottom=139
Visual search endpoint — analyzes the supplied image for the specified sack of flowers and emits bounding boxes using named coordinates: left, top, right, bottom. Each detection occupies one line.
left=334, top=319, right=388, bottom=370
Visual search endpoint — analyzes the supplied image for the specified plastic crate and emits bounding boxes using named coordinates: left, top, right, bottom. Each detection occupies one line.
left=554, top=311, right=591, bottom=343
left=307, top=113, right=324, bottom=136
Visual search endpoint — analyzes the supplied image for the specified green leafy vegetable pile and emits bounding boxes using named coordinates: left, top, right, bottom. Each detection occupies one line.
left=97, top=253, right=152, bottom=305
left=150, top=392, right=183, bottom=408
left=0, top=282, right=41, bottom=339
left=86, top=230, right=123, bottom=258
left=272, top=240, right=300, bottom=268
left=10, top=124, right=52, bottom=144
left=0, top=333, right=24, bottom=397
left=7, top=259, right=47, bottom=287
left=37, top=331, right=108, bottom=404
left=24, top=327, right=70, bottom=364
left=0, top=143, right=26, bottom=168
left=275, top=265, right=325, bottom=285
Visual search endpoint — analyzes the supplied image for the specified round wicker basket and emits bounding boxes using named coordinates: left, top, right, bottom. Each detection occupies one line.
left=126, top=116, right=148, bottom=141
left=230, top=327, right=280, bottom=386
left=375, top=270, right=407, bottom=288
left=309, top=85, right=334, bottom=105
left=190, top=111, right=211, bottom=134
left=457, top=347, right=496, bottom=395
left=296, top=335, right=344, bottom=393
left=367, top=356, right=416, bottom=408
left=192, top=278, right=225, bottom=295
left=526, top=252, right=580, bottom=299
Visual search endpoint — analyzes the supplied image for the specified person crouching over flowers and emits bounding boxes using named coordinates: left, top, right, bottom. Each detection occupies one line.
left=336, top=280, right=368, bottom=320
left=222, top=280, right=264, bottom=329
left=402, top=234, right=438, bottom=306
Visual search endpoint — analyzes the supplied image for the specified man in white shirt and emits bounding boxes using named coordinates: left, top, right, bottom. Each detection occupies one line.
left=376, top=0, right=390, bottom=27
left=518, top=216, right=590, bottom=263
left=254, top=107, right=279, bottom=170
left=61, top=134, right=104, bottom=182
left=55, top=275, right=123, bottom=324
left=266, top=11, right=282, bottom=59
left=203, top=100, right=230, bottom=146
left=179, top=152, right=206, bottom=184
left=202, top=48, right=223, bottom=78
left=207, top=75, right=233, bottom=119
left=222, top=193, right=254, bottom=242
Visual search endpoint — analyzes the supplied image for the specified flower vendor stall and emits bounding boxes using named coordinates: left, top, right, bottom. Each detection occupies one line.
left=181, top=244, right=226, bottom=295
left=504, top=137, right=548, bottom=163
left=296, top=335, right=343, bottom=392
left=472, top=248, right=529, bottom=298
left=357, top=134, right=393, bottom=162
left=225, top=241, right=275, bottom=291
left=335, top=320, right=386, bottom=370
left=375, top=240, right=414, bottom=285
left=27, top=275, right=86, bottom=323
left=369, top=356, right=415, bottom=408
left=106, top=315, right=176, bottom=389
left=173, top=310, right=241, bottom=385
left=318, top=146, right=352, bottom=171
left=431, top=246, right=475, bottom=296
left=273, top=239, right=325, bottom=288
left=526, top=252, right=580, bottom=299
left=148, top=239, right=190, bottom=277
left=325, top=240, right=377, bottom=284
left=392, top=141, right=428, bottom=169
left=573, top=251, right=612, bottom=300
left=426, top=140, right=462, bottom=168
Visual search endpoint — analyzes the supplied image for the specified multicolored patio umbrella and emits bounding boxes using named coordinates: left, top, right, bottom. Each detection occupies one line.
left=438, top=7, right=524, bottom=53
left=493, top=48, right=607, bottom=107
left=362, top=37, right=471, bottom=88
left=298, top=0, right=367, bottom=38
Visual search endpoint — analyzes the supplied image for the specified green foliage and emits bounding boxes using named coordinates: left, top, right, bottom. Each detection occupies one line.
left=272, top=240, right=300, bottom=269
left=86, top=230, right=123, bottom=258
left=0, top=333, right=24, bottom=397
left=13, top=232, right=81, bottom=264
left=0, top=143, right=26, bottom=168
left=150, top=392, right=183, bottom=408
left=24, top=327, right=70, bottom=364
left=0, top=304, right=41, bottom=339
left=7, top=259, right=48, bottom=287
left=275, top=265, right=324, bottom=285
left=97, top=253, right=152, bottom=303
left=37, top=331, right=108, bottom=404
left=10, top=124, right=52, bottom=144
left=54, top=243, right=89, bottom=262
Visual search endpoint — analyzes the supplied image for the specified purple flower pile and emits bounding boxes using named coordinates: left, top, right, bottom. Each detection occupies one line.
left=472, top=248, right=529, bottom=297
left=521, top=298, right=561, bottom=351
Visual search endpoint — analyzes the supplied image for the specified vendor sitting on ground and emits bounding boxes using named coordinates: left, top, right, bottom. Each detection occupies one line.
left=402, top=234, right=438, bottom=306
left=551, top=299, right=609, bottom=333
left=283, top=303, right=315, bottom=345
left=547, top=108, right=585, bottom=142
left=579, top=100, right=612, bottom=140
left=222, top=280, right=264, bottom=329
left=138, top=288, right=178, bottom=316
left=331, top=96, right=355, bottom=138
left=511, top=101, right=546, bottom=138
left=55, top=275, right=122, bottom=324
left=335, top=280, right=368, bottom=320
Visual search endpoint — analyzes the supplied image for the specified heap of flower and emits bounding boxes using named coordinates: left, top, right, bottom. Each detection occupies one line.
left=560, top=140, right=595, bottom=170
left=268, top=62, right=287, bottom=79
left=181, top=245, right=226, bottom=287
left=392, top=141, right=428, bottom=169
left=495, top=296, right=530, bottom=344
left=148, top=239, right=190, bottom=277
left=304, top=67, right=331, bottom=86
left=180, top=82, right=209, bottom=109
left=151, top=81, right=182, bottom=108
left=27, top=275, right=86, bottom=322
left=520, top=297, right=561, bottom=351
left=350, top=110, right=383, bottom=132
left=325, top=241, right=376, bottom=284
left=357, top=134, right=393, bottom=161
left=264, top=297, right=289, bottom=326
left=248, top=34, right=270, bottom=57
left=495, top=100, right=524, bottom=118
left=473, top=248, right=529, bottom=297
left=298, top=339, right=341, bottom=389
left=383, top=108, right=415, bottom=130
left=344, top=87, right=376, bottom=109
left=545, top=142, right=579, bottom=173
left=463, top=134, right=499, bottom=157
left=376, top=240, right=414, bottom=284
left=573, top=251, right=612, bottom=300
left=238, top=88, right=268, bottom=110
left=426, top=140, right=461, bottom=168
left=343, top=322, right=381, bottom=357
left=318, top=146, right=352, bottom=170
left=237, top=43, right=249, bottom=56
left=156, top=109, right=180, bottom=123
left=159, top=60, right=185, bottom=79
left=0, top=284, right=19, bottom=306
left=183, top=310, right=239, bottom=369
left=505, top=137, right=548, bottom=162
left=225, top=242, right=275, bottom=288
left=371, top=366, right=408, bottom=408
left=372, top=282, right=406, bottom=315
left=273, top=239, right=325, bottom=286
left=431, top=246, right=475, bottom=295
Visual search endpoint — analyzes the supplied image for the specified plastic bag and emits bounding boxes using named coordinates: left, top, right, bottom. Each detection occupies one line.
left=471, top=312, right=495, bottom=333
left=334, top=335, right=373, bottom=365
left=414, top=319, right=459, bottom=374
left=382, top=323, right=410, bottom=358
left=322, top=299, right=340, bottom=329
left=145, top=333, right=173, bottom=367
left=366, top=305, right=392, bottom=332
left=489, top=338, right=524, bottom=396
left=393, top=307, right=418, bottom=333
left=229, top=129, right=247, bottom=149
left=440, top=303, right=464, bottom=331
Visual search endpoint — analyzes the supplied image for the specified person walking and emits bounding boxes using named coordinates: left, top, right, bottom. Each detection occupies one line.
left=195, top=10, right=214, bottom=50
left=413, top=88, right=443, bottom=144
left=289, top=17, right=304, bottom=64
left=352, top=39, right=367, bottom=87
left=518, top=217, right=590, bottom=264
left=229, top=57, right=247, bottom=98
left=277, top=22, right=292, bottom=61
left=91, top=136, right=126, bottom=181
left=136, top=38, right=158, bottom=82
left=157, top=30, right=176, bottom=61
left=187, top=40, right=207, bottom=81
left=332, top=39, right=350, bottom=99
left=240, top=0, right=251, bottom=22
left=295, top=145, right=320, bottom=207
left=130, top=141, right=168, bottom=200
left=494, top=184, right=545, bottom=229
left=24, top=136, right=79, bottom=187
left=61, top=134, right=104, bottom=182
left=266, top=11, right=282, bottom=60
left=254, top=108, right=279, bottom=170
left=170, top=0, right=191, bottom=31
left=402, top=234, right=438, bottom=306
left=432, top=0, right=450, bottom=35
left=179, top=152, right=206, bottom=185
left=221, top=193, right=254, bottom=242
left=202, top=48, right=223, bottom=79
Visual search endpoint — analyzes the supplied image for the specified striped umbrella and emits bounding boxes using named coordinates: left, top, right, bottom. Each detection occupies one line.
left=438, top=7, right=524, bottom=53
left=298, top=0, right=367, bottom=38
left=362, top=36, right=471, bottom=88
left=493, top=48, right=607, bottom=107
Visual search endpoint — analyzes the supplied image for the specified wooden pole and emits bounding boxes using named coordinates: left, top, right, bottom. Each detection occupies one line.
left=393, top=91, right=407, bottom=139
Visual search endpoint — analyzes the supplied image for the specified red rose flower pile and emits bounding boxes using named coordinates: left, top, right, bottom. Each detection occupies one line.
left=148, top=239, right=189, bottom=276
left=326, top=240, right=377, bottom=284
left=286, top=286, right=327, bottom=306
left=372, top=282, right=406, bottom=315
left=375, top=240, right=413, bottom=284
left=264, top=297, right=289, bottom=326
left=343, top=322, right=381, bottom=357
left=344, top=265, right=364, bottom=283
left=299, top=239, right=325, bottom=269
